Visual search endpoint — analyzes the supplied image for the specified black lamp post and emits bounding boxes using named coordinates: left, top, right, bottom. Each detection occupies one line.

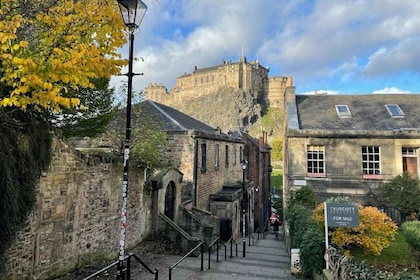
left=116, top=1, right=147, bottom=279
left=241, top=159, right=248, bottom=257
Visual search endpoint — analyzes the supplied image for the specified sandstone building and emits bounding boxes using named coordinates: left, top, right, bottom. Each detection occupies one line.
left=283, top=93, right=420, bottom=221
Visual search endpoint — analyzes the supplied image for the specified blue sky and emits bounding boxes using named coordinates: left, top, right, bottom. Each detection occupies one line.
left=111, top=0, right=420, bottom=95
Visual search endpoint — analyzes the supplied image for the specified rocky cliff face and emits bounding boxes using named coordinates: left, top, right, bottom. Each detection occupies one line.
left=170, top=87, right=265, bottom=133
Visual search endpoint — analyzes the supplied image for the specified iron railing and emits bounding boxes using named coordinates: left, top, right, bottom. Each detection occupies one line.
left=169, top=241, right=204, bottom=280
left=221, top=236, right=238, bottom=260
left=83, top=253, right=158, bottom=280
left=256, top=223, right=268, bottom=240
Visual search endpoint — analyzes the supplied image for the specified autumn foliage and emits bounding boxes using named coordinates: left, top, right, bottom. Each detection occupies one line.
left=0, top=0, right=127, bottom=111
left=313, top=203, right=398, bottom=256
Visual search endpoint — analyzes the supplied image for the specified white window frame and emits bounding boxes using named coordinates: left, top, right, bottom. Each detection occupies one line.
left=362, top=146, right=382, bottom=179
left=306, top=145, right=326, bottom=177
left=385, top=104, right=404, bottom=117
left=335, top=105, right=351, bottom=118
left=215, top=144, right=219, bottom=168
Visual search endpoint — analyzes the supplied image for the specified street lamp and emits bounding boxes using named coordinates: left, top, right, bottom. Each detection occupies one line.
left=241, top=159, right=248, bottom=257
left=116, top=1, right=147, bottom=279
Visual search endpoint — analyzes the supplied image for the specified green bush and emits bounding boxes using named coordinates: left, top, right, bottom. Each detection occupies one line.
left=291, top=185, right=318, bottom=210
left=284, top=203, right=313, bottom=248
left=300, top=220, right=324, bottom=278
left=347, top=259, right=419, bottom=280
left=401, top=221, right=420, bottom=251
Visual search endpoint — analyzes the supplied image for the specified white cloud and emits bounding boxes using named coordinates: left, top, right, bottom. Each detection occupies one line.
left=111, top=0, right=420, bottom=95
left=372, top=87, right=411, bottom=94
left=363, top=38, right=420, bottom=77
left=298, top=89, right=340, bottom=95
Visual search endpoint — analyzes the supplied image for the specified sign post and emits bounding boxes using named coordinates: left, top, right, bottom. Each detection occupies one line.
left=324, top=202, right=359, bottom=269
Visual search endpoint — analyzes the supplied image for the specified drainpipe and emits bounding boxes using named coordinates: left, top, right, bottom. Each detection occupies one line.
left=193, top=139, right=198, bottom=207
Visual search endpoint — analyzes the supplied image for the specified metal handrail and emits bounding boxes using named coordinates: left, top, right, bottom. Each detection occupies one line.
left=83, top=253, right=158, bottom=280
left=169, top=241, right=204, bottom=280
left=128, top=253, right=159, bottom=279
left=220, top=236, right=238, bottom=260
left=257, top=224, right=268, bottom=240
left=206, top=236, right=220, bottom=270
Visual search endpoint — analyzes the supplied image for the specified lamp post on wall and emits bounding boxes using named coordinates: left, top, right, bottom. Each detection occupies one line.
left=116, top=1, right=147, bottom=279
left=241, top=159, right=248, bottom=257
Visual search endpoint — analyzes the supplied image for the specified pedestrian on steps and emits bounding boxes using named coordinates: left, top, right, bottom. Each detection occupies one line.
left=273, top=218, right=280, bottom=238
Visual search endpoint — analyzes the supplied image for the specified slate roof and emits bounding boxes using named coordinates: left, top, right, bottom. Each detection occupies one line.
left=141, top=100, right=218, bottom=133
left=295, top=94, right=420, bottom=131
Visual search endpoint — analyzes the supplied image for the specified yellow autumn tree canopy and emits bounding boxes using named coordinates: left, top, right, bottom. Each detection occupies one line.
left=313, top=203, right=398, bottom=256
left=0, top=0, right=127, bottom=111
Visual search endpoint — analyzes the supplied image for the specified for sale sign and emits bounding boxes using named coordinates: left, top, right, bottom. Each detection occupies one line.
left=326, top=203, right=359, bottom=228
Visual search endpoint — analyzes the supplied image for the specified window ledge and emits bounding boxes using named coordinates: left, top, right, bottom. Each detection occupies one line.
left=306, top=173, right=326, bottom=178
left=362, top=174, right=383, bottom=180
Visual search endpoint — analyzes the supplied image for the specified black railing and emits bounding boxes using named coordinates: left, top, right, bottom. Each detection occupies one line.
left=206, top=237, right=220, bottom=270
left=169, top=241, right=204, bottom=280
left=83, top=253, right=158, bottom=280
left=220, top=236, right=238, bottom=260
left=256, top=224, right=268, bottom=240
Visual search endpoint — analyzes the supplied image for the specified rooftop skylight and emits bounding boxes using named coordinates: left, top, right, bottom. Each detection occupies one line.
left=385, top=104, right=404, bottom=117
left=335, top=105, right=351, bottom=117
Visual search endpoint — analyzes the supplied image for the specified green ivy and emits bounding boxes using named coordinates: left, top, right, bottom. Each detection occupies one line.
left=0, top=108, right=52, bottom=270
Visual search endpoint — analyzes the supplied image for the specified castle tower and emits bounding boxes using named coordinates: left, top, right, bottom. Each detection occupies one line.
left=263, top=76, right=295, bottom=109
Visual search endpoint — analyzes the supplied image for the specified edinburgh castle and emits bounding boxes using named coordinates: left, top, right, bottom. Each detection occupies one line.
left=145, top=56, right=295, bottom=111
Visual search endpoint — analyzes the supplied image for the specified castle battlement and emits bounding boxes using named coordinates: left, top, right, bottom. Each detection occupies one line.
left=145, top=56, right=295, bottom=109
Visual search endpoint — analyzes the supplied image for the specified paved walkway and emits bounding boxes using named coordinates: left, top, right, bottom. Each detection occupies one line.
left=166, top=233, right=296, bottom=280
left=57, top=232, right=296, bottom=280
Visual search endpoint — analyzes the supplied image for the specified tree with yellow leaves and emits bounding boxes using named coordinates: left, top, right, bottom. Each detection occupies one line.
left=0, top=0, right=128, bottom=265
left=313, top=203, right=398, bottom=256
left=0, top=0, right=127, bottom=111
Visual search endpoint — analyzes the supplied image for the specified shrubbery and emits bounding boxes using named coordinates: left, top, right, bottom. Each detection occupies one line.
left=284, top=186, right=324, bottom=278
left=401, top=221, right=420, bottom=263
left=284, top=188, right=412, bottom=279
left=313, top=203, right=398, bottom=256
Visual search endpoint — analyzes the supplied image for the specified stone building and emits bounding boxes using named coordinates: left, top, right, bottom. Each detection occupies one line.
left=141, top=100, right=256, bottom=241
left=239, top=131, right=272, bottom=231
left=283, top=93, right=420, bottom=208
left=144, top=56, right=295, bottom=110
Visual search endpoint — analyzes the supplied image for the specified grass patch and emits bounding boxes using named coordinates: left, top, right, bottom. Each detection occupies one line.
left=350, top=231, right=420, bottom=276
left=352, top=230, right=411, bottom=265
left=271, top=169, right=283, bottom=192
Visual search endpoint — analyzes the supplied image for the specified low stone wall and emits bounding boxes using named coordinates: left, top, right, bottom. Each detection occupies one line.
left=157, top=213, right=200, bottom=255
left=2, top=138, right=153, bottom=279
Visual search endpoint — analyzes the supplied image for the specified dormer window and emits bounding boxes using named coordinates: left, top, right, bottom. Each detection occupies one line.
left=385, top=104, right=404, bottom=117
left=335, top=105, right=351, bottom=117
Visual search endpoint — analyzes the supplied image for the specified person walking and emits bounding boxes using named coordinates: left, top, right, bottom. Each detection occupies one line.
left=273, top=218, right=280, bottom=238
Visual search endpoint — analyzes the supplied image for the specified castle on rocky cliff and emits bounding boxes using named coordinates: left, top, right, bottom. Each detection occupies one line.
left=145, top=56, right=295, bottom=109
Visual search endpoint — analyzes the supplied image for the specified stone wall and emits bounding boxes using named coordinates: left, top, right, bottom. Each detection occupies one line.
left=3, top=138, right=152, bottom=279
left=163, top=131, right=245, bottom=211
